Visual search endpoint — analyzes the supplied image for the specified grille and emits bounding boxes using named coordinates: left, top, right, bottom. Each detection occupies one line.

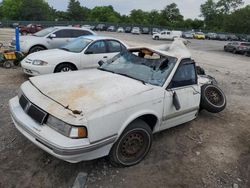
left=19, top=95, right=47, bottom=125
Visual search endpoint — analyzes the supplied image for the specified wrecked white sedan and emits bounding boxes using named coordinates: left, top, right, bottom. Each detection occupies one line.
left=9, top=40, right=226, bottom=167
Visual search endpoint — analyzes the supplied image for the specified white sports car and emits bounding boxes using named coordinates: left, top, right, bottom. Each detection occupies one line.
left=10, top=40, right=226, bottom=167
left=21, top=36, right=128, bottom=76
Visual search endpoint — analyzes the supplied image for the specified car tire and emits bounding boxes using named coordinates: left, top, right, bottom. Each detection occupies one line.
left=55, top=63, right=76, bottom=73
left=29, top=46, right=46, bottom=54
left=200, top=84, right=226, bottom=113
left=233, top=49, right=237, bottom=54
left=224, top=47, right=228, bottom=52
left=109, top=119, right=152, bottom=167
left=154, top=36, right=159, bottom=40
left=3, top=60, right=14, bottom=68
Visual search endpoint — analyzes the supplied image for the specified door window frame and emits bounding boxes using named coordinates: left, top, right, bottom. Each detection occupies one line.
left=166, top=58, right=198, bottom=90
left=84, top=40, right=108, bottom=54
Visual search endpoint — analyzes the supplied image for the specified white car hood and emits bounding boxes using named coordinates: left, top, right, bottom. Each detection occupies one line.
left=27, top=49, right=74, bottom=61
left=29, top=69, right=154, bottom=116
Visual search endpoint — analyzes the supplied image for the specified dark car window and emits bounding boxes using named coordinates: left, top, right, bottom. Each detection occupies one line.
left=169, top=60, right=197, bottom=88
left=241, top=43, right=250, bottom=46
left=54, top=29, right=73, bottom=38
left=86, top=40, right=107, bottom=54
left=106, top=40, right=125, bottom=53
left=72, top=30, right=92, bottom=38
left=167, top=32, right=171, bottom=35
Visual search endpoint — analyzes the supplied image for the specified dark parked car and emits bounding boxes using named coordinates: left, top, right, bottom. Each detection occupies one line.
left=206, top=33, right=217, bottom=40
left=141, top=27, right=150, bottom=34
left=244, top=48, right=250, bottom=56
left=227, top=34, right=238, bottom=41
left=95, top=24, right=107, bottom=31
left=107, top=26, right=116, bottom=32
left=19, top=24, right=43, bottom=35
left=125, top=26, right=132, bottom=33
left=216, top=34, right=228, bottom=41
left=182, top=32, right=193, bottom=39
left=0, top=22, right=2, bottom=28
left=237, top=35, right=248, bottom=42
left=224, top=42, right=250, bottom=54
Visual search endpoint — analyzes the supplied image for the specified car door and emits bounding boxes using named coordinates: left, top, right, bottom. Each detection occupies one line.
left=160, top=31, right=166, bottom=39
left=81, top=40, right=108, bottom=68
left=166, top=31, right=172, bottom=40
left=106, top=40, right=126, bottom=59
left=47, top=29, right=73, bottom=49
left=160, top=59, right=200, bottom=131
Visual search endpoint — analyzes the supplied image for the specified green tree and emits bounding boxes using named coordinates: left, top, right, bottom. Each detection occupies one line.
left=216, top=0, right=244, bottom=14
left=91, top=6, right=121, bottom=23
left=19, top=0, right=52, bottom=21
left=160, top=3, right=183, bottom=27
left=129, top=9, right=149, bottom=25
left=0, top=0, right=22, bottom=20
left=67, top=0, right=89, bottom=21
left=148, top=10, right=160, bottom=26
left=224, top=5, right=250, bottom=34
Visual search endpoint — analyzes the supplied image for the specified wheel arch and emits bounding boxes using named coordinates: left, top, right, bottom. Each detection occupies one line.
left=54, top=62, right=78, bottom=73
left=117, top=111, right=160, bottom=138
left=28, top=44, right=47, bottom=53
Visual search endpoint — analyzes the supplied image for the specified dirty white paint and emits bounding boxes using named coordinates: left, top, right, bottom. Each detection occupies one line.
left=10, top=41, right=213, bottom=162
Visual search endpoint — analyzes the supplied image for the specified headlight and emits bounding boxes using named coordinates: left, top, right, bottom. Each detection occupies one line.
left=32, top=60, right=48, bottom=66
left=46, top=115, right=87, bottom=139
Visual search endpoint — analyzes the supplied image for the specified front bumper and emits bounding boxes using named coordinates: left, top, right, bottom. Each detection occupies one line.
left=21, top=60, right=54, bottom=76
left=9, top=97, right=116, bottom=163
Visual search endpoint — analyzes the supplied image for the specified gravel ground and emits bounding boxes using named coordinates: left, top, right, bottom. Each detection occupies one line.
left=0, top=29, right=250, bottom=188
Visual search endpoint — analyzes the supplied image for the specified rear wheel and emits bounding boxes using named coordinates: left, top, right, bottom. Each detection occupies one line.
left=109, top=119, right=152, bottom=167
left=233, top=49, right=237, bottom=54
left=55, top=63, right=76, bottom=73
left=154, top=36, right=159, bottom=40
left=201, top=84, right=226, bottom=113
left=29, top=46, right=46, bottom=54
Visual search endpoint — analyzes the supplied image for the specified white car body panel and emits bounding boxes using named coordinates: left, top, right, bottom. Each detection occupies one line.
left=153, top=30, right=182, bottom=40
left=21, top=36, right=128, bottom=75
left=12, top=27, right=96, bottom=54
left=9, top=39, right=212, bottom=163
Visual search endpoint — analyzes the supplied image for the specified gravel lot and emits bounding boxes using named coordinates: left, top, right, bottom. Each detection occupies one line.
left=0, top=29, right=250, bottom=188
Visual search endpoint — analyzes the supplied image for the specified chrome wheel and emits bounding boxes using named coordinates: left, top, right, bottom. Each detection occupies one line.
left=205, top=87, right=224, bottom=106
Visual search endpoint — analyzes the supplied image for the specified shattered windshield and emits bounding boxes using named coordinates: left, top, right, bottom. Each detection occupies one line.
left=99, top=50, right=177, bottom=86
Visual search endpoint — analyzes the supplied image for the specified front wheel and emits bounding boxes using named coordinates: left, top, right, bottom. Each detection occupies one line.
left=200, top=84, right=226, bottom=113
left=54, top=63, right=76, bottom=73
left=29, top=46, right=46, bottom=54
left=109, top=119, right=152, bottom=167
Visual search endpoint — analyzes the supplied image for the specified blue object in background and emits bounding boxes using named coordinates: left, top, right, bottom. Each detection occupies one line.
left=15, top=27, right=20, bottom=51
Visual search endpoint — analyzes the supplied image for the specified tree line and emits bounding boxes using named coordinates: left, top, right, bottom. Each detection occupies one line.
left=0, top=0, right=249, bottom=34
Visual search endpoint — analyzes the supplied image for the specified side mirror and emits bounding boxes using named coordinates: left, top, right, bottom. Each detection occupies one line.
left=173, top=91, right=181, bottom=111
left=98, top=60, right=104, bottom=66
left=48, top=33, right=56, bottom=39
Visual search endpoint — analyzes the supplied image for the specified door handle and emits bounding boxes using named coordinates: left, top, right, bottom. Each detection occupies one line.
left=103, top=56, right=108, bottom=58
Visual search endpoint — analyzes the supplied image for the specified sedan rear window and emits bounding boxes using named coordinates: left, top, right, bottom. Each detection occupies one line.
left=60, top=38, right=92, bottom=53
left=33, top=27, right=57, bottom=37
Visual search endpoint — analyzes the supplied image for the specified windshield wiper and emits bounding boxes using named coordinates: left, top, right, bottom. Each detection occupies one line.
left=59, top=47, right=69, bottom=51
left=115, top=73, right=146, bottom=85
